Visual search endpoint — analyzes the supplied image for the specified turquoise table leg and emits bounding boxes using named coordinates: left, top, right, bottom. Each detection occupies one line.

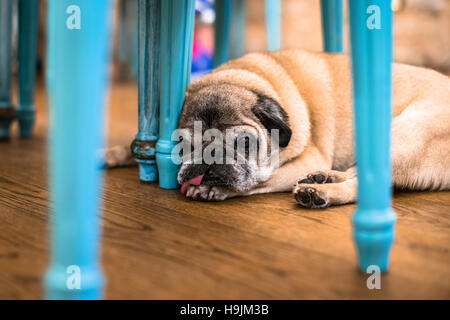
left=265, top=0, right=281, bottom=51
left=230, top=0, right=246, bottom=59
left=44, top=0, right=112, bottom=299
left=0, top=0, right=15, bottom=140
left=131, top=0, right=160, bottom=182
left=348, top=0, right=396, bottom=272
left=213, top=0, right=232, bottom=68
left=156, top=0, right=195, bottom=189
left=320, top=0, right=343, bottom=53
left=18, top=0, right=39, bottom=138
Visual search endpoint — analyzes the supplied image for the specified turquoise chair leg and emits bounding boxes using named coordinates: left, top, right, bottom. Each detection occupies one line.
left=18, top=0, right=39, bottom=138
left=0, top=0, right=15, bottom=140
left=265, top=0, right=281, bottom=51
left=131, top=0, right=139, bottom=79
left=131, top=0, right=160, bottom=182
left=230, top=0, right=246, bottom=59
left=320, top=0, right=343, bottom=53
left=348, top=0, right=396, bottom=272
left=44, top=0, right=112, bottom=299
left=117, top=0, right=129, bottom=78
left=213, top=0, right=232, bottom=68
left=117, top=0, right=137, bottom=80
left=156, top=0, right=195, bottom=189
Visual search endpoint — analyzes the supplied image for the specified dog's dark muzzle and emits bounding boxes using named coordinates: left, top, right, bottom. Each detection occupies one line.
left=179, top=163, right=247, bottom=188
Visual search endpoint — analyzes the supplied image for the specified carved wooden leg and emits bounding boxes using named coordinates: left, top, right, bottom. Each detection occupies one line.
left=117, top=0, right=129, bottom=79
left=117, top=0, right=137, bottom=80
left=156, top=0, right=195, bottom=189
left=348, top=0, right=396, bottom=272
left=131, top=0, right=139, bottom=79
left=18, top=0, right=40, bottom=138
left=0, top=0, right=15, bottom=140
left=44, top=0, right=112, bottom=299
left=320, top=0, right=343, bottom=53
left=132, top=0, right=160, bottom=182
left=213, top=0, right=232, bottom=68
left=265, top=0, right=281, bottom=51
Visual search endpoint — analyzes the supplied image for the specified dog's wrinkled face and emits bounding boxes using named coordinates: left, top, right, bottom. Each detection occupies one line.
left=177, top=83, right=292, bottom=192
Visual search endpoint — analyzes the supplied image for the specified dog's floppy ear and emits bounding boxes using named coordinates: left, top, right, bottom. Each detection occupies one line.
left=251, top=93, right=292, bottom=147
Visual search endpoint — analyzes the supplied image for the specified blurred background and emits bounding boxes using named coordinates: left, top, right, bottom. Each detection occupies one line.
left=6, top=0, right=450, bottom=145
left=246, top=0, right=450, bottom=73
left=9, top=0, right=449, bottom=80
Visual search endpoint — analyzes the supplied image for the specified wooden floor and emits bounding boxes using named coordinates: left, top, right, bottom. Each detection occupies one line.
left=0, top=82, right=449, bottom=299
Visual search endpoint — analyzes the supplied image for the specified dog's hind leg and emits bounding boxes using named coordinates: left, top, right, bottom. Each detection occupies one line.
left=390, top=101, right=450, bottom=191
left=99, top=145, right=137, bottom=168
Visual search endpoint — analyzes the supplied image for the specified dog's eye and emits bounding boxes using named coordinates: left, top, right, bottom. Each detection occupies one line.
left=234, top=137, right=250, bottom=149
left=244, top=137, right=250, bottom=150
left=178, top=136, right=184, bottom=157
left=234, top=136, right=254, bottom=155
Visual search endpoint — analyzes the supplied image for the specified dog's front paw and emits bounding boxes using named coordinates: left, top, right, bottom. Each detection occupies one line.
left=293, top=185, right=329, bottom=209
left=297, top=171, right=335, bottom=184
left=185, top=185, right=230, bottom=201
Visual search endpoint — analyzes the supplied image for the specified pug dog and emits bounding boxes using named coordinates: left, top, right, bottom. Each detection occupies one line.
left=105, top=50, right=450, bottom=208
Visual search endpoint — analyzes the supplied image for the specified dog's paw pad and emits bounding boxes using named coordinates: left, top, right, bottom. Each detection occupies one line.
left=294, top=186, right=328, bottom=208
left=297, top=171, right=335, bottom=185
left=298, top=178, right=314, bottom=184
left=307, top=172, right=334, bottom=184
left=312, top=173, right=327, bottom=183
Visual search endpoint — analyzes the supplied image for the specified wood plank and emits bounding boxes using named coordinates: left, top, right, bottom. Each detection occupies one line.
left=0, top=82, right=449, bottom=299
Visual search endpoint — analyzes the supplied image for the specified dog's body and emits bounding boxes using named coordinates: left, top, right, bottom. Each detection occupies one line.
left=107, top=50, right=450, bottom=208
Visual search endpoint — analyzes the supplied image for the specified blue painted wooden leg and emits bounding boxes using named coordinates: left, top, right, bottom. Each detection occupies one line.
left=156, top=0, right=195, bottom=189
left=131, top=0, right=139, bottom=80
left=117, top=0, right=129, bottom=79
left=320, top=0, right=343, bottom=53
left=131, top=0, right=160, bottom=182
left=117, top=0, right=137, bottom=80
left=18, top=0, right=39, bottom=138
left=230, top=0, right=246, bottom=59
left=213, top=0, right=232, bottom=68
left=348, top=0, right=396, bottom=272
left=44, top=0, right=112, bottom=299
left=265, top=0, right=281, bottom=51
left=0, top=0, right=15, bottom=140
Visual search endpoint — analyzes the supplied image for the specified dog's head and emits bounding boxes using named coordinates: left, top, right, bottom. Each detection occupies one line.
left=176, top=83, right=292, bottom=192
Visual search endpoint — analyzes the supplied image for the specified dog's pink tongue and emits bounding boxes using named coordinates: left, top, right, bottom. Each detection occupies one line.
left=181, top=174, right=204, bottom=194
